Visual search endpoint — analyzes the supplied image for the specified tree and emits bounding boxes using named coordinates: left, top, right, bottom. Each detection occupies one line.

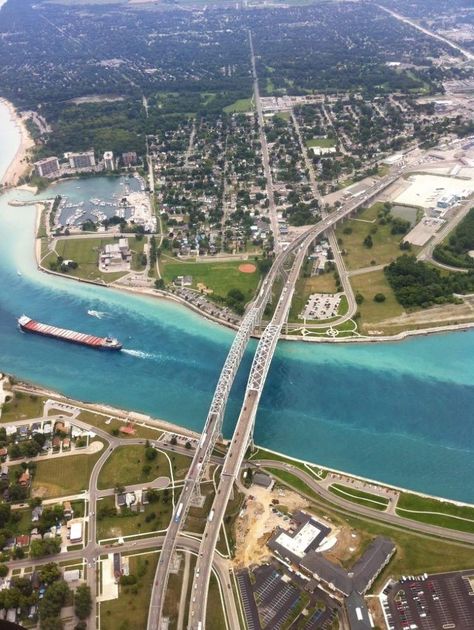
left=0, top=564, right=8, bottom=578
left=145, top=447, right=157, bottom=461
left=30, top=537, right=61, bottom=558
left=355, top=293, right=364, bottom=305
left=40, top=563, right=61, bottom=585
left=374, top=293, right=386, bottom=302
left=155, top=278, right=165, bottom=290
left=74, top=584, right=92, bottom=620
left=363, top=234, right=373, bottom=248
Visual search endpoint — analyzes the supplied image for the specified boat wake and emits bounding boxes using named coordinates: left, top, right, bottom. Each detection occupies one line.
left=122, top=348, right=157, bottom=360
left=87, top=310, right=108, bottom=319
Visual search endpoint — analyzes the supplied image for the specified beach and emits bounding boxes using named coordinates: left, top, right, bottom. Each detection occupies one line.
left=0, top=99, right=34, bottom=188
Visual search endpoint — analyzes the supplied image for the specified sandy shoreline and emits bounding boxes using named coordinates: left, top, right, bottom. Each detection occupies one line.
left=0, top=98, right=34, bottom=188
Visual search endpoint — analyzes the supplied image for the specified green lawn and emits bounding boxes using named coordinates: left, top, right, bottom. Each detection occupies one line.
left=101, top=552, right=159, bottom=630
left=350, top=269, right=404, bottom=330
left=1, top=392, right=46, bottom=422
left=160, top=257, right=262, bottom=302
left=31, top=445, right=105, bottom=498
left=336, top=203, right=409, bottom=270
left=329, top=484, right=389, bottom=511
left=98, top=445, right=191, bottom=490
left=396, top=494, right=474, bottom=534
left=97, top=496, right=172, bottom=540
left=77, top=410, right=162, bottom=440
left=306, top=137, right=336, bottom=148
left=223, top=98, right=253, bottom=113
left=46, top=238, right=128, bottom=283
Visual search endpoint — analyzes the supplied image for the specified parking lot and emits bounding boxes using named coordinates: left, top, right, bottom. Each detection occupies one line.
left=383, top=570, right=474, bottom=629
left=237, top=564, right=339, bottom=629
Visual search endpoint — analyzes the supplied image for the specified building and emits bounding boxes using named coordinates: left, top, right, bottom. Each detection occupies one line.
left=103, top=151, right=114, bottom=170
left=268, top=511, right=331, bottom=564
left=173, top=275, right=193, bottom=288
left=122, top=151, right=138, bottom=167
left=67, top=150, right=96, bottom=170
left=69, top=521, right=83, bottom=543
left=63, top=569, right=81, bottom=583
left=34, top=156, right=60, bottom=178
left=300, top=537, right=396, bottom=598
left=63, top=501, right=73, bottom=520
left=100, top=238, right=131, bottom=271
left=345, top=591, right=373, bottom=630
left=252, top=471, right=274, bottom=490
left=19, top=469, right=30, bottom=487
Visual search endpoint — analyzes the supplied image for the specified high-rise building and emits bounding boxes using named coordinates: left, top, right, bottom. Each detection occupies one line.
left=122, top=151, right=138, bottom=167
left=103, top=151, right=114, bottom=170
left=67, top=150, right=96, bottom=170
left=34, top=156, right=60, bottom=178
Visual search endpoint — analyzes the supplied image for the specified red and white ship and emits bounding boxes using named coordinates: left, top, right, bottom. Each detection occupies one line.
left=18, top=315, right=122, bottom=351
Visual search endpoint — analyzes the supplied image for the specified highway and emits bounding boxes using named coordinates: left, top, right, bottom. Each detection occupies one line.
left=147, top=165, right=406, bottom=629
left=249, top=30, right=281, bottom=251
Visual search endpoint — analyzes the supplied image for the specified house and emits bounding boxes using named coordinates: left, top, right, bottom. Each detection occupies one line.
left=117, top=493, right=127, bottom=508
left=63, top=501, right=73, bottom=520
left=19, top=469, right=30, bottom=487
left=15, top=535, right=30, bottom=547
left=68, top=521, right=82, bottom=543
left=0, top=464, right=8, bottom=479
left=62, top=437, right=71, bottom=451
left=54, top=421, right=65, bottom=433
left=52, top=436, right=61, bottom=452
left=63, top=569, right=81, bottom=583
left=17, top=426, right=29, bottom=441
left=32, top=506, right=43, bottom=522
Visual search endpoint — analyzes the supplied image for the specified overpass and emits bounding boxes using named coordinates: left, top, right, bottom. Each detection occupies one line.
left=147, top=167, right=403, bottom=629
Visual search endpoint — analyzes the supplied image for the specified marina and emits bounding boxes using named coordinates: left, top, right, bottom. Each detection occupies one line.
left=51, top=175, right=151, bottom=231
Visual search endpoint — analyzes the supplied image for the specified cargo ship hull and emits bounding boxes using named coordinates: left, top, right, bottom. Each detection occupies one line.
left=18, top=315, right=122, bottom=351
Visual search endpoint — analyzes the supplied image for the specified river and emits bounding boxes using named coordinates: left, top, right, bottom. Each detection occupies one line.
left=0, top=106, right=473, bottom=502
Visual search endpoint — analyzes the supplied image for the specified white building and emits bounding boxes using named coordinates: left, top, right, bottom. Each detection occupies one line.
left=69, top=521, right=83, bottom=543
left=103, top=151, right=114, bottom=171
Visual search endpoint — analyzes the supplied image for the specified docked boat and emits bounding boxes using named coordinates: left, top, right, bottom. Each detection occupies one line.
left=18, top=315, right=122, bottom=351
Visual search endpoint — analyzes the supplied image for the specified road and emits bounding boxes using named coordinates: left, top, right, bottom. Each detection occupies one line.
left=254, top=460, right=474, bottom=545
left=377, top=4, right=474, bottom=62
left=249, top=30, right=281, bottom=251
left=291, top=110, right=357, bottom=326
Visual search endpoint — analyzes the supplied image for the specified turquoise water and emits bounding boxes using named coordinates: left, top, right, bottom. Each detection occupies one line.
left=0, top=133, right=473, bottom=502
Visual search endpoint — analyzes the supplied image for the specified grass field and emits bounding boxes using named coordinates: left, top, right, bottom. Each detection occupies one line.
left=223, top=97, right=253, bottom=113
left=46, top=238, right=127, bottom=283
left=336, top=203, right=408, bottom=270
left=98, top=445, right=191, bottom=490
left=31, top=445, right=105, bottom=498
left=207, top=575, right=227, bottom=630
left=78, top=410, right=162, bottom=441
left=97, top=496, right=172, bottom=540
left=1, top=392, right=46, bottom=422
left=350, top=270, right=404, bottom=330
left=396, top=494, right=474, bottom=534
left=101, top=551, right=159, bottom=630
left=306, top=137, right=336, bottom=148
left=329, top=484, right=389, bottom=511
left=160, top=256, right=261, bottom=302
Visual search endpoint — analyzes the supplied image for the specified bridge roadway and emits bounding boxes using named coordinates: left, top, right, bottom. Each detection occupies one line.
left=147, top=167, right=403, bottom=630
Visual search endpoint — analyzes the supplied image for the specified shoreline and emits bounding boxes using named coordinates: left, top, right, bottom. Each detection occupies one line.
left=0, top=99, right=34, bottom=188
left=32, top=216, right=474, bottom=344
left=7, top=375, right=474, bottom=509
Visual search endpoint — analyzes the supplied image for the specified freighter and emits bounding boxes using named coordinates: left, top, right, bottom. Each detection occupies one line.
left=18, top=315, right=122, bottom=351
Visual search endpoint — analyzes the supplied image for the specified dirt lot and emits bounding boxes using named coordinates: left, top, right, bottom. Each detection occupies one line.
left=233, top=485, right=309, bottom=568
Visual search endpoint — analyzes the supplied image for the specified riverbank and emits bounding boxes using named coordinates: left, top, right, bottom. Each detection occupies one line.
left=0, top=99, right=34, bottom=188
left=32, top=216, right=474, bottom=345
left=9, top=375, right=474, bottom=512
